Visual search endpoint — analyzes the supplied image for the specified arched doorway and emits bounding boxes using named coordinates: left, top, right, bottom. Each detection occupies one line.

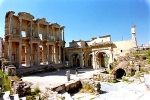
left=96, top=52, right=109, bottom=67
left=116, top=68, right=126, bottom=79
left=87, top=54, right=92, bottom=67
left=72, top=53, right=80, bottom=67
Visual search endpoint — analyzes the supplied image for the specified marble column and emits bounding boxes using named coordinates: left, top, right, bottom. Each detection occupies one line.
left=58, top=28, right=61, bottom=41
left=80, top=54, right=83, bottom=68
left=51, top=45, right=53, bottom=63
left=37, top=23, right=40, bottom=38
left=25, top=45, right=30, bottom=67
left=58, top=45, right=62, bottom=63
left=30, top=42, right=33, bottom=66
left=42, top=45, right=45, bottom=64
left=92, top=52, right=96, bottom=69
left=53, top=44, right=56, bottom=63
left=63, top=28, right=64, bottom=41
left=47, top=44, right=50, bottom=64
left=30, top=21, right=32, bottom=37
left=37, top=43, right=40, bottom=66
left=8, top=41, right=12, bottom=62
left=19, top=42, right=22, bottom=68
left=52, top=27, right=55, bottom=40
left=63, top=46, right=65, bottom=63
left=47, top=25, right=49, bottom=39
left=9, top=16, right=12, bottom=34
left=19, top=18, right=22, bottom=36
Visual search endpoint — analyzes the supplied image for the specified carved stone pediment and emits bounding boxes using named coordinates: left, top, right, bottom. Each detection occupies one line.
left=51, top=23, right=60, bottom=28
left=18, top=12, right=34, bottom=20
left=36, top=18, right=49, bottom=25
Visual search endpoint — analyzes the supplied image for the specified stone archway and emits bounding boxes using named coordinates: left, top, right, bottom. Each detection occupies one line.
left=72, top=53, right=80, bottom=67
left=116, top=68, right=126, bottom=79
left=96, top=52, right=109, bottom=67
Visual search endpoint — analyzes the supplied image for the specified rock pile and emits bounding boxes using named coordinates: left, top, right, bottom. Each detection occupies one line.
left=12, top=80, right=31, bottom=97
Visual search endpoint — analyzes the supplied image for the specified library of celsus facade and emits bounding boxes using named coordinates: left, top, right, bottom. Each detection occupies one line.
left=3, top=11, right=65, bottom=68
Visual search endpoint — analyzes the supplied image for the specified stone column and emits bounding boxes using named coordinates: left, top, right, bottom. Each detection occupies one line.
left=37, top=23, right=40, bottom=38
left=9, top=16, right=12, bottom=34
left=30, top=21, right=32, bottom=37
left=58, top=45, right=62, bottom=63
left=58, top=28, right=61, bottom=41
left=52, top=27, right=55, bottom=40
left=25, top=45, right=30, bottom=67
left=37, top=43, right=40, bottom=66
left=63, top=46, right=65, bottom=63
left=19, top=42, right=22, bottom=68
left=51, top=45, right=54, bottom=63
left=47, top=44, right=50, bottom=64
left=92, top=51, right=96, bottom=69
left=63, top=28, right=65, bottom=41
left=47, top=25, right=49, bottom=39
left=19, top=18, right=22, bottom=36
left=30, top=42, right=33, bottom=66
left=8, top=41, right=12, bottom=62
left=53, top=44, right=56, bottom=63
left=42, top=45, right=45, bottom=64
left=80, top=54, right=83, bottom=68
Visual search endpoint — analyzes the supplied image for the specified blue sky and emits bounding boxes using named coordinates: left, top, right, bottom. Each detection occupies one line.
left=0, top=0, right=149, bottom=47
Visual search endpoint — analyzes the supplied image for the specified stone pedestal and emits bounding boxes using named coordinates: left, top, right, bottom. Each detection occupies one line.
left=66, top=70, right=70, bottom=81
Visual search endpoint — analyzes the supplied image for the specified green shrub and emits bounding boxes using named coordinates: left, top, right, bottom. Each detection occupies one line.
left=82, top=83, right=95, bottom=93
left=31, top=86, right=41, bottom=95
left=122, top=77, right=129, bottom=82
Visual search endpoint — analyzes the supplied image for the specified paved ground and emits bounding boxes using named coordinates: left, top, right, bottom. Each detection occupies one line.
left=22, top=68, right=150, bottom=100
left=22, top=68, right=100, bottom=92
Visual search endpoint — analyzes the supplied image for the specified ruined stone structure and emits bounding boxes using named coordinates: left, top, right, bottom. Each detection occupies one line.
left=0, top=11, right=137, bottom=70
left=66, top=25, right=137, bottom=69
left=3, top=11, right=65, bottom=68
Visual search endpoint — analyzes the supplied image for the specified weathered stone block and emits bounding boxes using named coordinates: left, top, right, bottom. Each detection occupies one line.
left=5, top=65, right=16, bottom=76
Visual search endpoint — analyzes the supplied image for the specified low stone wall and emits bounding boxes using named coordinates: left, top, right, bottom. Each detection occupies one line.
left=16, top=64, right=69, bottom=77
left=93, top=73, right=116, bottom=82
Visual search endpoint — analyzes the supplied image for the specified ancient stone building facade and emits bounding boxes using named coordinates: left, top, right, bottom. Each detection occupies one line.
left=66, top=25, right=137, bottom=69
left=3, top=11, right=65, bottom=68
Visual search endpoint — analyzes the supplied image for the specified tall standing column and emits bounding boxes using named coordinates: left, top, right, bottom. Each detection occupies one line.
left=63, top=46, right=65, bottom=63
left=37, top=23, right=40, bottom=39
left=30, top=21, right=32, bottom=37
left=47, top=44, right=50, bottom=64
left=58, top=45, right=62, bottom=63
left=20, top=18, right=22, bottom=36
left=80, top=53, right=83, bottom=68
left=19, top=42, right=22, bottom=68
left=37, top=43, right=40, bottom=66
left=58, top=28, right=61, bottom=41
left=53, top=44, right=56, bottom=63
left=8, top=41, right=12, bottom=62
left=9, top=16, right=12, bottom=34
left=63, top=28, right=64, bottom=41
left=52, top=27, right=55, bottom=40
left=47, top=25, right=49, bottom=39
left=92, top=51, right=96, bottom=69
left=30, top=42, right=33, bottom=66
left=51, top=45, right=54, bottom=63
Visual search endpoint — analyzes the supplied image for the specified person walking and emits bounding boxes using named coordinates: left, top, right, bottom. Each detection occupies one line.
left=75, top=68, right=78, bottom=77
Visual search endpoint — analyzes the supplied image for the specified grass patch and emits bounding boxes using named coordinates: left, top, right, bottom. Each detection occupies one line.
left=80, top=83, right=95, bottom=93
left=122, top=77, right=130, bottom=83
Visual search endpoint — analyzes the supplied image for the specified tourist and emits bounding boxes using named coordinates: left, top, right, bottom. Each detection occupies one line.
left=75, top=68, right=78, bottom=77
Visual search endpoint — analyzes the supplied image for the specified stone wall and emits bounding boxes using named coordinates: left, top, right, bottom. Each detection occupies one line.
left=93, top=73, right=116, bottom=82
